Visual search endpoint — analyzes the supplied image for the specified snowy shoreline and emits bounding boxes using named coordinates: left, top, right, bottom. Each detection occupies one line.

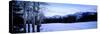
left=40, top=21, right=97, bottom=32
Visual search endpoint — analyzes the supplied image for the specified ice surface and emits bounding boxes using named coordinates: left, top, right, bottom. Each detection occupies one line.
left=40, top=21, right=97, bottom=32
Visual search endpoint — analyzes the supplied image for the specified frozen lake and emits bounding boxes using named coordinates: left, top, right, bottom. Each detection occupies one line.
left=40, top=21, right=97, bottom=32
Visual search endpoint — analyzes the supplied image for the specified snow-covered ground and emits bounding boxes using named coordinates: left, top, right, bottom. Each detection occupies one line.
left=40, top=21, right=97, bottom=32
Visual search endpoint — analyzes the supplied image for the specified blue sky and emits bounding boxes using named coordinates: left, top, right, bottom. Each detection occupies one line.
left=40, top=3, right=97, bottom=17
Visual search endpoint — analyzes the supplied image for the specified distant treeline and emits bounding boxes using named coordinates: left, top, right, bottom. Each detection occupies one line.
left=42, top=12, right=97, bottom=24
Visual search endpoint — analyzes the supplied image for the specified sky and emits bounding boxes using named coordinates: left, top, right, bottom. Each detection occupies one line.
left=12, top=0, right=97, bottom=17
left=40, top=3, right=97, bottom=17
